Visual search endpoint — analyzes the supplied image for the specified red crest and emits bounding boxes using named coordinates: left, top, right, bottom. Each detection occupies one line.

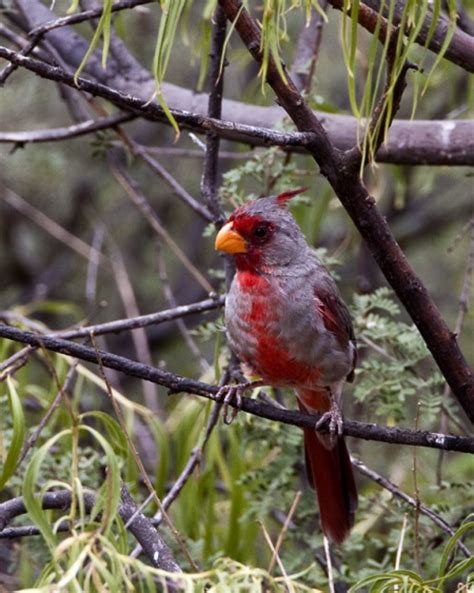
left=276, top=187, right=308, bottom=206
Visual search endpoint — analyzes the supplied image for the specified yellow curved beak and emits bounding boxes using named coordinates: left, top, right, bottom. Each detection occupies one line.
left=215, top=222, right=247, bottom=254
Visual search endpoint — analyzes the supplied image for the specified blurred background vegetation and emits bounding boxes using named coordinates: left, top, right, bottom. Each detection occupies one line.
left=0, top=1, right=473, bottom=591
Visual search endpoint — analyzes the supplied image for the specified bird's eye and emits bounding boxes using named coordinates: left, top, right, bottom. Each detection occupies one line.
left=253, top=225, right=268, bottom=239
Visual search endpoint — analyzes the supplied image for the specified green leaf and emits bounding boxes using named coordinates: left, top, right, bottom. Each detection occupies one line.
left=438, top=521, right=474, bottom=577
left=81, top=411, right=128, bottom=457
left=74, top=0, right=114, bottom=84
left=0, top=377, right=26, bottom=489
left=80, top=425, right=121, bottom=536
left=23, top=429, right=72, bottom=553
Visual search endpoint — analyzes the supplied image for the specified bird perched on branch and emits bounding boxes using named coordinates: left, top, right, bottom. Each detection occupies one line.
left=214, top=188, right=358, bottom=543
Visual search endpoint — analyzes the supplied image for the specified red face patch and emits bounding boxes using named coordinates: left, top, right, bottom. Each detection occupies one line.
left=231, top=213, right=275, bottom=247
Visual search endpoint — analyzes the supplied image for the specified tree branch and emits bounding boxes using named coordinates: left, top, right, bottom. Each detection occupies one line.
left=0, top=112, right=135, bottom=145
left=0, top=323, right=472, bottom=453
left=0, top=297, right=224, bottom=340
left=28, top=0, right=153, bottom=37
left=200, top=4, right=227, bottom=224
left=2, top=0, right=474, bottom=167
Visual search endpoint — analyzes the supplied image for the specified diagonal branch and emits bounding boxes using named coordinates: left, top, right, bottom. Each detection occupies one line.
left=0, top=44, right=472, bottom=166
left=0, top=323, right=472, bottom=453
left=351, top=457, right=471, bottom=558
left=28, top=0, right=153, bottom=37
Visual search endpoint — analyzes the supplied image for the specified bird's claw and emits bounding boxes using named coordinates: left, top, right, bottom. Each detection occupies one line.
left=216, top=381, right=262, bottom=425
left=315, top=401, right=344, bottom=448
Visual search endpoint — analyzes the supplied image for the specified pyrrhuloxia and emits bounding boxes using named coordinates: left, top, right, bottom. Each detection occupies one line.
left=215, top=189, right=358, bottom=543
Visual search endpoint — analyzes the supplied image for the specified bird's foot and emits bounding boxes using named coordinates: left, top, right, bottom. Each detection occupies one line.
left=216, top=380, right=263, bottom=425
left=315, top=399, right=344, bottom=449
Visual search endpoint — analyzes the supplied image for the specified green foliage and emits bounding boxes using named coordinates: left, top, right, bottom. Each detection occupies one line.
left=0, top=378, right=25, bottom=489
left=351, top=288, right=445, bottom=423
left=339, top=0, right=459, bottom=167
left=220, top=146, right=303, bottom=207
left=74, top=0, right=113, bottom=80
left=350, top=522, right=474, bottom=593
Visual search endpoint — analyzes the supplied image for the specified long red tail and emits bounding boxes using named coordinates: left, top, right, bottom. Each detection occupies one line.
left=297, top=391, right=358, bottom=544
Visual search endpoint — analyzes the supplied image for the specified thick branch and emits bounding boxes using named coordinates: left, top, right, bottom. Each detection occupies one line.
left=218, top=0, right=474, bottom=424
left=3, top=0, right=474, bottom=166
left=0, top=44, right=320, bottom=150
left=0, top=324, right=472, bottom=453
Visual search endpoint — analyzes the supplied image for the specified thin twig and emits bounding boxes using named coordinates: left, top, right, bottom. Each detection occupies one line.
left=86, top=224, right=105, bottom=308
left=259, top=521, right=291, bottom=587
left=0, top=356, right=31, bottom=382
left=394, top=513, right=408, bottom=571
left=18, top=362, right=77, bottom=464
left=268, top=490, right=302, bottom=574
left=107, top=149, right=214, bottom=294
left=138, top=145, right=258, bottom=160
left=412, top=402, right=422, bottom=572
left=351, top=456, right=471, bottom=558
left=28, top=0, right=153, bottom=37
left=46, top=296, right=224, bottom=340
left=0, top=23, right=29, bottom=49
left=323, top=535, right=335, bottom=593
left=107, top=238, right=159, bottom=412
left=0, top=112, right=135, bottom=145
left=131, top=398, right=223, bottom=558
left=130, top=142, right=214, bottom=222
left=0, top=187, right=107, bottom=266
left=155, top=245, right=210, bottom=373
left=0, top=345, right=34, bottom=372
left=200, top=4, right=227, bottom=224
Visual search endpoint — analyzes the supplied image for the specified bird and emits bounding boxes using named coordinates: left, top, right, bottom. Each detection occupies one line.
left=214, top=188, right=358, bottom=544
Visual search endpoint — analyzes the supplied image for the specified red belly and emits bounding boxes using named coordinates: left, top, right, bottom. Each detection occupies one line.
left=253, top=333, right=321, bottom=387
left=236, top=269, right=321, bottom=387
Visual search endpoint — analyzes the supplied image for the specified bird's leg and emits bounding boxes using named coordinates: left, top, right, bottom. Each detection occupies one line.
left=315, top=388, right=344, bottom=448
left=216, top=380, right=264, bottom=425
